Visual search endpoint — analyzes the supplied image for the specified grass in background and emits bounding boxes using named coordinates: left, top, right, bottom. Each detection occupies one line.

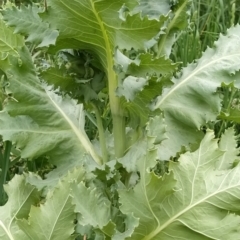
left=172, top=0, right=240, bottom=66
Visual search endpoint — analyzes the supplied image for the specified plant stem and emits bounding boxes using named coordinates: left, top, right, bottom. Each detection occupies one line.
left=91, top=103, right=108, bottom=163
left=0, top=141, right=12, bottom=205
left=91, top=0, right=126, bottom=158
left=105, top=39, right=125, bottom=158
left=108, top=71, right=126, bottom=158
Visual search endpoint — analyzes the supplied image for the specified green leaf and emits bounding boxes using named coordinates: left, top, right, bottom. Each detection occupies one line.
left=42, top=0, right=170, bottom=157
left=219, top=108, right=240, bottom=123
left=117, top=76, right=148, bottom=102
left=217, top=128, right=240, bottom=170
left=157, top=0, right=191, bottom=57
left=102, top=214, right=139, bottom=240
left=71, top=182, right=111, bottom=229
left=122, top=76, right=171, bottom=128
left=40, top=67, right=78, bottom=93
left=0, top=175, right=40, bottom=240
left=127, top=53, right=178, bottom=77
left=131, top=0, right=171, bottom=20
left=146, top=115, right=167, bottom=146
left=46, top=0, right=166, bottom=56
left=119, top=115, right=167, bottom=172
left=18, top=174, right=77, bottom=240
left=154, top=25, right=240, bottom=159
left=115, top=49, right=176, bottom=128
left=120, top=131, right=240, bottom=239
left=26, top=166, right=86, bottom=195
left=115, top=50, right=178, bottom=78
left=0, top=19, right=24, bottom=59
left=2, top=5, right=59, bottom=47
left=0, top=47, right=102, bottom=179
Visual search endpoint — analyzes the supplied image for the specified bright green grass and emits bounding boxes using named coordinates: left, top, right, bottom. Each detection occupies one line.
left=172, top=0, right=240, bottom=66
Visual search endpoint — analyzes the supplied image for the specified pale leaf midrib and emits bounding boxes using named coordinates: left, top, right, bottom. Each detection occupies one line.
left=155, top=53, right=240, bottom=109
left=6, top=186, right=36, bottom=240
left=46, top=90, right=101, bottom=164
left=143, top=178, right=240, bottom=239
left=142, top=157, right=160, bottom=227
left=47, top=195, right=71, bottom=240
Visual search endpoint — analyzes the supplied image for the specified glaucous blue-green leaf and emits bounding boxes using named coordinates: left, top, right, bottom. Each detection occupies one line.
left=26, top=166, right=86, bottom=195
left=115, top=50, right=178, bottom=78
left=157, top=0, right=191, bottom=57
left=120, top=131, right=240, bottom=239
left=45, top=0, right=167, bottom=65
left=119, top=115, right=167, bottom=172
left=131, top=0, right=171, bottom=20
left=217, top=128, right=240, bottom=170
left=0, top=19, right=24, bottom=59
left=100, top=214, right=138, bottom=240
left=0, top=175, right=40, bottom=240
left=2, top=5, right=59, bottom=47
left=18, top=174, right=77, bottom=240
left=71, top=182, right=111, bottom=229
left=40, top=67, right=78, bottom=93
left=40, top=0, right=173, bottom=157
left=154, top=25, right=240, bottom=160
left=0, top=47, right=102, bottom=183
left=115, top=50, right=176, bottom=127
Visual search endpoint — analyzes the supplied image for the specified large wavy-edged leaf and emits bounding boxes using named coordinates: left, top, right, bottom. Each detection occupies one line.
left=154, top=25, right=240, bottom=159
left=18, top=173, right=77, bottom=240
left=46, top=0, right=167, bottom=65
left=0, top=175, right=40, bottom=240
left=0, top=19, right=24, bottom=59
left=41, top=0, right=172, bottom=153
left=2, top=5, right=59, bottom=47
left=120, top=131, right=240, bottom=239
left=0, top=47, right=102, bottom=179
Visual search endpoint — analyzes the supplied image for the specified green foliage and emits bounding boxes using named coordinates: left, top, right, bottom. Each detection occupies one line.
left=0, top=0, right=240, bottom=239
left=2, top=5, right=58, bottom=47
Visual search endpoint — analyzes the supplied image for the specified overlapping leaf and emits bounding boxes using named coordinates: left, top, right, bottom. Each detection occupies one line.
left=0, top=175, right=40, bottom=240
left=115, top=49, right=176, bottom=127
left=2, top=5, right=58, bottom=47
left=0, top=45, right=102, bottom=185
left=154, top=25, right=240, bottom=159
left=119, top=115, right=167, bottom=172
left=217, top=128, right=240, bottom=169
left=157, top=0, right=191, bottom=57
left=45, top=0, right=166, bottom=66
left=131, top=0, right=171, bottom=20
left=120, top=131, right=240, bottom=239
left=0, top=19, right=24, bottom=59
left=18, top=174, right=77, bottom=240
left=42, top=0, right=173, bottom=130
left=72, top=183, right=111, bottom=229
left=219, top=108, right=240, bottom=123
